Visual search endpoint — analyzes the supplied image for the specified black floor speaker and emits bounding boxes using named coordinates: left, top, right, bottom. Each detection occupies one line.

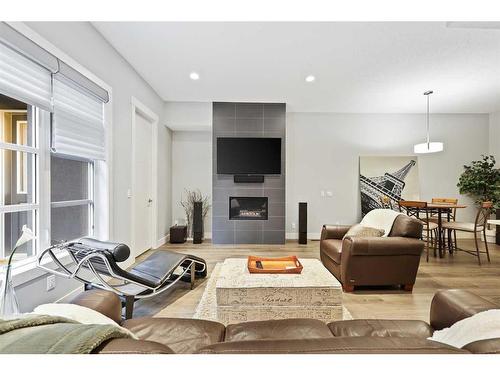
left=299, top=202, right=307, bottom=244
left=193, top=201, right=203, bottom=244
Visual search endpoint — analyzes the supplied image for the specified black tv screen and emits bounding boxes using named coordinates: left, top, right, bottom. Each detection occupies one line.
left=217, top=137, right=281, bottom=175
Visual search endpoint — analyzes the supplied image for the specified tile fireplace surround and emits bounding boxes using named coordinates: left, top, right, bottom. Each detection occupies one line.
left=212, top=102, right=286, bottom=244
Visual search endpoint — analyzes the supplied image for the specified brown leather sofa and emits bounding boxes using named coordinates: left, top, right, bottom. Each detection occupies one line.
left=320, top=214, right=424, bottom=292
left=69, top=288, right=500, bottom=354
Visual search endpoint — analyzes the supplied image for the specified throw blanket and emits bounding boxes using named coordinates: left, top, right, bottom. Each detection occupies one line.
left=360, top=209, right=402, bottom=237
left=0, top=314, right=131, bottom=354
left=428, top=309, right=500, bottom=348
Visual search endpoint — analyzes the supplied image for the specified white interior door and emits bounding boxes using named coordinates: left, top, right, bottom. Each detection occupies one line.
left=133, top=111, right=153, bottom=257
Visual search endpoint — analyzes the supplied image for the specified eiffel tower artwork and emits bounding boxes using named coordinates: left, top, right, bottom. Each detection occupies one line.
left=359, top=158, right=418, bottom=216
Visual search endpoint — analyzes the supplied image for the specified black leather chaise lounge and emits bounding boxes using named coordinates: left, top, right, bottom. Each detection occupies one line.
left=37, top=237, right=207, bottom=318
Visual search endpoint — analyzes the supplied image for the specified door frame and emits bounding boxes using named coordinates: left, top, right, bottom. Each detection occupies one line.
left=130, top=97, right=159, bottom=258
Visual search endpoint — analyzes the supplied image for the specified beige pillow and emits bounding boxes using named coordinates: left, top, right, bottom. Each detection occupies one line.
left=343, top=224, right=385, bottom=239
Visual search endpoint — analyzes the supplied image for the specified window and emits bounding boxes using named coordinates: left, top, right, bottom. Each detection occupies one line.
left=0, top=25, right=110, bottom=268
left=0, top=95, right=38, bottom=262
left=50, top=156, right=94, bottom=244
left=0, top=93, right=98, bottom=264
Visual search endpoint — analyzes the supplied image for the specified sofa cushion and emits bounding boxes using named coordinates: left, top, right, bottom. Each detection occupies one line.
left=343, top=224, right=385, bottom=239
left=389, top=215, right=423, bottom=238
left=122, top=317, right=225, bottom=354
left=320, top=239, right=342, bottom=264
left=225, top=319, right=333, bottom=342
left=328, top=319, right=433, bottom=338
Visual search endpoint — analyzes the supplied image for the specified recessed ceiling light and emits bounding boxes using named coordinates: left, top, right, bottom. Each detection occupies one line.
left=305, top=75, right=315, bottom=83
left=189, top=72, right=200, bottom=80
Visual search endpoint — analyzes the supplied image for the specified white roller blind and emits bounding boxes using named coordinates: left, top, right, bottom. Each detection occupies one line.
left=0, top=41, right=52, bottom=111
left=52, top=76, right=106, bottom=161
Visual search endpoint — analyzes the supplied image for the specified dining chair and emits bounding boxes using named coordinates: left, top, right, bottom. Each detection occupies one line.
left=398, top=200, right=438, bottom=262
left=430, top=198, right=458, bottom=252
left=379, top=195, right=393, bottom=210
left=441, top=201, right=492, bottom=265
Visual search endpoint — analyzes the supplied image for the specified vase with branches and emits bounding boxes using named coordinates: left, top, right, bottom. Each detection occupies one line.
left=180, top=189, right=211, bottom=238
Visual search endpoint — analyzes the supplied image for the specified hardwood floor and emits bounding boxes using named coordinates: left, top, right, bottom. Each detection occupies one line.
left=132, top=239, right=500, bottom=323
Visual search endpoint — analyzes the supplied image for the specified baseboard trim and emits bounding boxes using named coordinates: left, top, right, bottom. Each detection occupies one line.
left=286, top=232, right=321, bottom=240
left=155, top=234, right=169, bottom=249
left=187, top=232, right=212, bottom=241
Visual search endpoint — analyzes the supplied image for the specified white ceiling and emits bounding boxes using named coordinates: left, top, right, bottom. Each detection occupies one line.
left=93, top=22, right=500, bottom=113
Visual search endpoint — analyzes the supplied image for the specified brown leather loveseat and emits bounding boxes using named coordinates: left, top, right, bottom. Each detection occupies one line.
left=320, top=214, right=424, bottom=292
left=69, top=288, right=500, bottom=354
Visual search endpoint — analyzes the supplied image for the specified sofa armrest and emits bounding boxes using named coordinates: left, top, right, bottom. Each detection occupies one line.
left=321, top=225, right=351, bottom=240
left=341, top=236, right=424, bottom=257
left=70, top=289, right=122, bottom=324
left=93, top=338, right=174, bottom=354
left=430, top=289, right=498, bottom=330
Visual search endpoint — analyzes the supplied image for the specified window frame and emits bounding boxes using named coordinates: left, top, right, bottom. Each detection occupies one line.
left=50, top=156, right=95, bottom=244
left=0, top=107, right=40, bottom=264
left=1, top=96, right=108, bottom=272
left=15, top=119, right=29, bottom=194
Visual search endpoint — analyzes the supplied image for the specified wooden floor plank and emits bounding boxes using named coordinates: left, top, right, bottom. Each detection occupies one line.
left=132, top=239, right=500, bottom=323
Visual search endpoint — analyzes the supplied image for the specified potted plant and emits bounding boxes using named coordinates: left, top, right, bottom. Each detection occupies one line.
left=457, top=155, right=500, bottom=244
left=180, top=189, right=211, bottom=238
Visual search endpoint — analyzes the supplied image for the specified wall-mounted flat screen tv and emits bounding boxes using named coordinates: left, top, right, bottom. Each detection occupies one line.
left=217, top=137, right=281, bottom=175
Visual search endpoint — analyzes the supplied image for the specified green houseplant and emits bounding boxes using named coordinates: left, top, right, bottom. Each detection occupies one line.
left=457, top=155, right=500, bottom=209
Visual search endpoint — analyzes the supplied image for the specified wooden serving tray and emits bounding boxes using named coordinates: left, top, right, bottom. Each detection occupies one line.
left=247, top=256, right=303, bottom=274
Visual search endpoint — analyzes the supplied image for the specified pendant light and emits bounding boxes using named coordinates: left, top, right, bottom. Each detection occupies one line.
left=414, top=90, right=444, bottom=154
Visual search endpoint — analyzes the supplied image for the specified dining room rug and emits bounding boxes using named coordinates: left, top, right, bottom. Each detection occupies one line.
left=192, top=262, right=352, bottom=322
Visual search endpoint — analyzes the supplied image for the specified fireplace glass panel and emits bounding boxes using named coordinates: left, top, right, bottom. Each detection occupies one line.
left=229, top=197, right=268, bottom=220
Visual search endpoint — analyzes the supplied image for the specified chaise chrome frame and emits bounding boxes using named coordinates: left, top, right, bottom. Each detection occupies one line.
left=37, top=242, right=206, bottom=299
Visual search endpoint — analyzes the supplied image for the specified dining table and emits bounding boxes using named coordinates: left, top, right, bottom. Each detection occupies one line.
left=426, top=202, right=467, bottom=258
left=488, top=220, right=500, bottom=246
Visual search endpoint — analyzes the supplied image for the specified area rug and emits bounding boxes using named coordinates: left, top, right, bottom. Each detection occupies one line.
left=193, top=263, right=353, bottom=322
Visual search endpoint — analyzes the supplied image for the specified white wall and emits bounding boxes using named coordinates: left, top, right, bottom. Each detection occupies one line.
left=489, top=112, right=500, bottom=160
left=286, top=113, right=490, bottom=237
left=26, top=22, right=172, bottom=247
left=16, top=22, right=173, bottom=311
left=165, top=101, right=212, bottom=131
left=171, top=131, right=212, bottom=234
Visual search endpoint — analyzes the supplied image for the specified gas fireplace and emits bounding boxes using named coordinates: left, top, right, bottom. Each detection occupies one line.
left=229, top=197, right=268, bottom=220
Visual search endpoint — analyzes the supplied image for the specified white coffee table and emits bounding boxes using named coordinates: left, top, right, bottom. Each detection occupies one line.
left=215, top=258, right=342, bottom=324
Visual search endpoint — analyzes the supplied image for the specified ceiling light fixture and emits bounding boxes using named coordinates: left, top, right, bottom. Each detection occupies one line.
left=189, top=72, right=200, bottom=80
left=414, top=90, right=444, bottom=154
left=305, top=75, right=315, bottom=83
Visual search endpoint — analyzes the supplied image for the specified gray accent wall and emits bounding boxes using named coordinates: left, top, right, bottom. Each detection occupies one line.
left=212, top=102, right=286, bottom=244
